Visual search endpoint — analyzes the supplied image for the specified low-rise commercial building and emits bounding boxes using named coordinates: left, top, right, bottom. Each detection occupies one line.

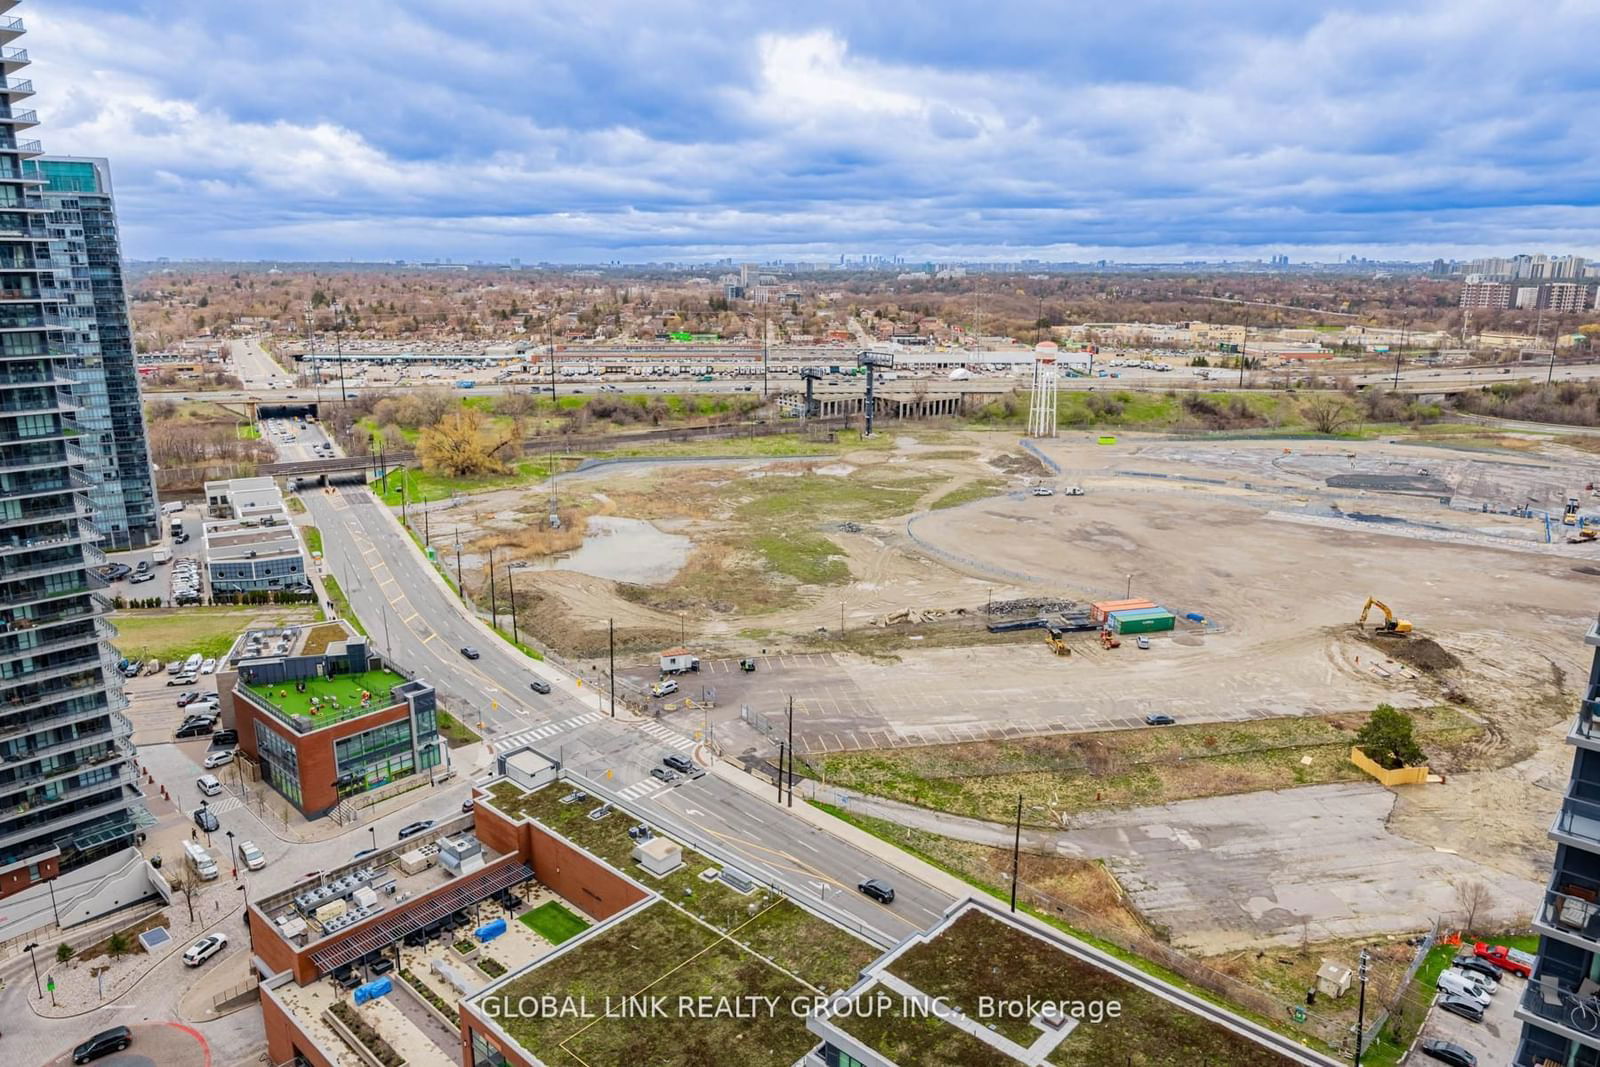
left=219, top=621, right=443, bottom=817
left=201, top=476, right=308, bottom=594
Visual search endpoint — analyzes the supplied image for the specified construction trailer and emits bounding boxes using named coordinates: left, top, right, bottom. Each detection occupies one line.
left=1107, top=607, right=1177, bottom=635
left=658, top=648, right=701, bottom=675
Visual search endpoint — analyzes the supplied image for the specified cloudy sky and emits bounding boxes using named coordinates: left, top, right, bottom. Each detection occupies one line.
left=25, top=0, right=1600, bottom=263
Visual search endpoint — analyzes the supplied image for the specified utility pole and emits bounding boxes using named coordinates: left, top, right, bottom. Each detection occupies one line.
left=509, top=566, right=519, bottom=647
left=608, top=618, right=616, bottom=717
left=1237, top=309, right=1249, bottom=389
left=1548, top=313, right=1561, bottom=385
left=776, top=742, right=786, bottom=802
left=786, top=696, right=794, bottom=808
left=1353, top=947, right=1370, bottom=1066
left=488, top=545, right=498, bottom=631
left=548, top=321, right=557, bottom=402
left=762, top=307, right=769, bottom=398
left=454, top=529, right=463, bottom=599
left=1009, top=793, right=1023, bottom=913
left=331, top=298, right=348, bottom=404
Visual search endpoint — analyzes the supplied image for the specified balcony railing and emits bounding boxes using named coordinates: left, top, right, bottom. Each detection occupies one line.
left=0, top=17, right=22, bottom=36
left=0, top=48, right=29, bottom=67
left=0, top=789, right=141, bottom=850
left=0, top=78, right=34, bottom=96
left=1556, top=793, right=1600, bottom=846
left=1520, top=977, right=1600, bottom=1046
left=0, top=764, right=136, bottom=819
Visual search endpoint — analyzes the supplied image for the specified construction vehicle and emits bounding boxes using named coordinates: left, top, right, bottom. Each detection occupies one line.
left=1566, top=497, right=1582, bottom=526
left=1044, top=628, right=1071, bottom=656
left=1357, top=597, right=1413, bottom=635
left=1100, top=628, right=1121, bottom=650
left=1569, top=521, right=1599, bottom=544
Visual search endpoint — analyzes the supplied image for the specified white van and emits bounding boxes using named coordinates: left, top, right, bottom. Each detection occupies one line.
left=196, top=773, right=223, bottom=797
left=183, top=840, right=219, bottom=881
left=1437, top=969, right=1492, bottom=1007
left=161, top=501, right=185, bottom=516
left=152, top=546, right=172, bottom=564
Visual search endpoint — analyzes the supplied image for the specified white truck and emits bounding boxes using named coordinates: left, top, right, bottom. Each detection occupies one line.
left=152, top=545, right=172, bottom=564
left=658, top=649, right=700, bottom=675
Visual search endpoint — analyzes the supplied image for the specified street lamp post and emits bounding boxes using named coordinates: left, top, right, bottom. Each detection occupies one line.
left=23, top=940, right=40, bottom=997
left=225, top=828, right=237, bottom=879
left=368, top=826, right=377, bottom=853
left=331, top=298, right=348, bottom=404
left=1353, top=947, right=1370, bottom=1066
left=488, top=545, right=499, bottom=631
left=509, top=565, right=520, bottom=647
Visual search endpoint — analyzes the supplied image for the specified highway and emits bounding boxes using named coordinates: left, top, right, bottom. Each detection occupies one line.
left=273, top=417, right=951, bottom=942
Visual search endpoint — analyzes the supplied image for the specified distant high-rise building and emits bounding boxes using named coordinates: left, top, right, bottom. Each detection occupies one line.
left=1546, top=282, right=1593, bottom=314
left=1459, top=279, right=1513, bottom=309
left=27, top=156, right=157, bottom=549
left=0, top=2, right=145, bottom=900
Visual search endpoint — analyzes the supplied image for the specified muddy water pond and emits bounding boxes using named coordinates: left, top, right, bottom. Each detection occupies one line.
left=526, top=515, right=690, bottom=584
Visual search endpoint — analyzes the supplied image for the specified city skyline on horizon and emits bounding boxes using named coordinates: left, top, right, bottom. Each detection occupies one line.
left=28, top=0, right=1600, bottom=264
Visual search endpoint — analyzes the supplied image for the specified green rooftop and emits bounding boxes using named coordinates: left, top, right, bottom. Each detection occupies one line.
left=242, top=668, right=409, bottom=727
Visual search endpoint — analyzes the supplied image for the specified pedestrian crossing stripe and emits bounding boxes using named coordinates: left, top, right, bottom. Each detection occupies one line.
left=637, top=721, right=695, bottom=751
left=206, top=796, right=243, bottom=815
left=616, top=777, right=665, bottom=800
left=489, top=712, right=604, bottom=753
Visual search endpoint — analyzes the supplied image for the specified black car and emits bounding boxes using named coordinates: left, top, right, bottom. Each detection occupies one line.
left=1418, top=1038, right=1476, bottom=1067
left=73, top=1026, right=132, bottom=1064
left=459, top=646, right=480, bottom=660
left=212, top=729, right=239, bottom=747
left=1436, top=994, right=1484, bottom=1023
left=176, top=721, right=215, bottom=739
left=193, top=807, right=220, bottom=832
left=398, top=819, right=435, bottom=840
left=663, top=754, right=694, bottom=774
left=1144, top=713, right=1177, bottom=726
left=529, top=678, right=552, bottom=694
left=1450, top=954, right=1501, bottom=983
left=858, top=878, right=895, bottom=904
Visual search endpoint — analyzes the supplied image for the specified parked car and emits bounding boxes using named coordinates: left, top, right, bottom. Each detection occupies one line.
left=650, top=767, right=678, bottom=783
left=212, top=729, right=239, bottom=747
left=1418, top=1038, right=1476, bottom=1066
left=651, top=679, right=679, bottom=698
left=183, top=933, right=228, bottom=967
left=197, top=774, right=224, bottom=797
left=1136, top=636, right=1151, bottom=650
left=1473, top=941, right=1536, bottom=978
left=857, top=878, right=895, bottom=904
left=238, top=840, right=266, bottom=870
left=72, top=1026, right=132, bottom=1064
left=175, top=691, right=201, bottom=707
left=1450, top=954, right=1501, bottom=983
left=1435, top=993, right=1484, bottom=1023
left=1030, top=486, right=1054, bottom=497
left=176, top=720, right=214, bottom=739
left=397, top=819, right=435, bottom=840
left=459, top=646, right=480, bottom=660
left=200, top=657, right=217, bottom=674
left=203, top=749, right=235, bottom=769
left=1436, top=970, right=1491, bottom=1009
left=663, top=754, right=694, bottom=774
left=1443, top=965, right=1497, bottom=994
left=1144, top=713, right=1176, bottom=726
left=529, top=678, right=552, bottom=694
left=192, top=806, right=220, bottom=832
left=130, top=570, right=155, bottom=584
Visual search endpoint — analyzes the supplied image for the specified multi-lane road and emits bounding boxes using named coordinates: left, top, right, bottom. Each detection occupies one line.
left=273, top=416, right=951, bottom=942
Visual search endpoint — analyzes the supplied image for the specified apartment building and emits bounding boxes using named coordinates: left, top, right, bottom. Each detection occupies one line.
left=0, top=4, right=145, bottom=900
left=201, top=476, right=308, bottom=594
left=1517, top=619, right=1600, bottom=1065
left=1459, top=280, right=1514, bottom=310
left=27, top=155, right=156, bottom=549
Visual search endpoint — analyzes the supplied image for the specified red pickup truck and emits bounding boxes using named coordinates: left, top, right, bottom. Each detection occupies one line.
left=1473, top=941, right=1536, bottom=978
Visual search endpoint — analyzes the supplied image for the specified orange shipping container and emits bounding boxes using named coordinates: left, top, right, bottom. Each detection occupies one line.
left=1090, top=598, right=1156, bottom=624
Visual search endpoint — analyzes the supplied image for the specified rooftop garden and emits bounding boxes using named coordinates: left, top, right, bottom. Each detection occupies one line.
left=835, top=908, right=1300, bottom=1067
left=482, top=900, right=818, bottom=1067
left=486, top=780, right=877, bottom=992
left=243, top=666, right=408, bottom=725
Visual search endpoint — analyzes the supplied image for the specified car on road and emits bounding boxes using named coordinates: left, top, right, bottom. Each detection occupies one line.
left=1136, top=636, right=1151, bottom=649
left=72, top=1025, right=133, bottom=1064
left=651, top=679, right=679, bottom=698
left=1418, top=1038, right=1476, bottom=1066
left=203, top=749, right=235, bottom=769
left=130, top=570, right=155, bottom=584
left=183, top=932, right=228, bottom=967
left=1030, top=486, right=1054, bottom=496
left=460, top=646, right=480, bottom=660
left=193, top=806, right=220, bottom=832
left=238, top=840, right=266, bottom=870
left=529, top=678, right=552, bottom=694
left=663, top=754, right=694, bottom=774
left=397, top=819, right=435, bottom=840
left=1472, top=941, right=1536, bottom=978
left=650, top=767, right=678, bottom=783
left=1435, top=993, right=1484, bottom=1023
left=857, top=878, right=895, bottom=904
left=1144, top=713, right=1176, bottom=726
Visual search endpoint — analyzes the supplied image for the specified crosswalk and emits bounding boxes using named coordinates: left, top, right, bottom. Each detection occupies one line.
left=637, top=720, right=695, bottom=752
left=616, top=777, right=667, bottom=801
left=206, top=796, right=244, bottom=816
left=489, top=712, right=603, bottom=754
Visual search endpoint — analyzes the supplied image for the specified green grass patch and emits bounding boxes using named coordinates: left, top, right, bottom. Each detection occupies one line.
left=236, top=422, right=261, bottom=440
left=928, top=478, right=1007, bottom=510
left=594, top=428, right=892, bottom=461
left=302, top=526, right=323, bottom=555
left=519, top=900, right=590, bottom=944
left=112, top=607, right=292, bottom=664
left=370, top=460, right=550, bottom=506
left=321, top=574, right=367, bottom=635
left=750, top=531, right=849, bottom=585
left=242, top=667, right=408, bottom=723
left=437, top=710, right=480, bottom=748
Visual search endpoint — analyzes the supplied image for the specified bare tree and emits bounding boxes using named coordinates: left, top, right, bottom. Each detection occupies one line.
left=1454, top=878, right=1495, bottom=935
left=167, top=869, right=203, bottom=924
left=1303, top=394, right=1359, bottom=435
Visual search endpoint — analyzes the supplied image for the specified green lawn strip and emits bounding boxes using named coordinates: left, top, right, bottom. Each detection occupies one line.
left=436, top=710, right=480, bottom=747
left=237, top=423, right=261, bottom=440
left=808, top=800, right=1338, bottom=1059
left=303, top=526, right=323, bottom=555
left=813, top=706, right=1481, bottom=825
left=928, top=478, right=1007, bottom=510
left=112, top=607, right=277, bottom=663
left=519, top=900, right=590, bottom=945
left=321, top=574, right=367, bottom=635
left=592, top=429, right=893, bottom=461
left=242, top=667, right=407, bottom=722
left=370, top=460, right=550, bottom=507
left=398, top=521, right=460, bottom=595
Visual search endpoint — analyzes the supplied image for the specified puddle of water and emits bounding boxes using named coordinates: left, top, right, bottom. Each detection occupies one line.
left=526, top=516, right=691, bottom=584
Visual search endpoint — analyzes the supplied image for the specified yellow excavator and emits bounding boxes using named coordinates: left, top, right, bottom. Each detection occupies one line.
left=1044, top=628, right=1071, bottom=656
left=1358, top=597, right=1412, bottom=635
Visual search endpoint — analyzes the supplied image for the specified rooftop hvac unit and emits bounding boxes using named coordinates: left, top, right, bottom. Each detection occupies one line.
left=719, top=867, right=756, bottom=893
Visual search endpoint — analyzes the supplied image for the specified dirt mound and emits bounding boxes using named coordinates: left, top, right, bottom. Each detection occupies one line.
left=1574, top=565, right=1600, bottom=577
left=989, top=452, right=1049, bottom=476
left=1355, top=630, right=1461, bottom=673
